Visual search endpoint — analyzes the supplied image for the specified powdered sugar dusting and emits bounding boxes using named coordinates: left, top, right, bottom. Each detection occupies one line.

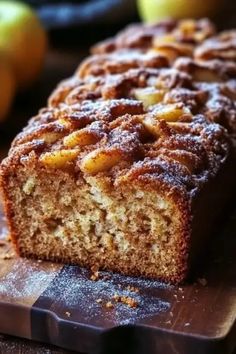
left=39, top=266, right=172, bottom=327
left=0, top=256, right=61, bottom=306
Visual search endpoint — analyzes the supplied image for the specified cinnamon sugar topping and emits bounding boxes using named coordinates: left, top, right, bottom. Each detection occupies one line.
left=5, top=18, right=235, bottom=196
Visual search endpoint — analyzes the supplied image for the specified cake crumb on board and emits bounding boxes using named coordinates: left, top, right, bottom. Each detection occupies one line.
left=125, top=285, right=139, bottom=293
left=96, top=293, right=139, bottom=309
left=90, top=267, right=100, bottom=281
left=113, top=294, right=139, bottom=308
left=105, top=301, right=114, bottom=309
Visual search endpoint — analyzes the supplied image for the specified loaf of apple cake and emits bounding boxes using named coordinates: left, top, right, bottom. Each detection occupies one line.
left=1, top=19, right=236, bottom=283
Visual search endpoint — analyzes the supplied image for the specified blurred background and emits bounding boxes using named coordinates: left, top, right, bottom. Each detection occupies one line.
left=0, top=0, right=236, bottom=157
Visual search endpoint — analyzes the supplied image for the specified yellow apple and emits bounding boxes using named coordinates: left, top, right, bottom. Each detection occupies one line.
left=0, top=1, right=47, bottom=89
left=137, top=0, right=222, bottom=23
left=0, top=54, right=15, bottom=122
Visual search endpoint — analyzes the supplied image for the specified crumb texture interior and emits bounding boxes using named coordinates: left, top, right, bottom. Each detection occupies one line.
left=8, top=160, right=186, bottom=282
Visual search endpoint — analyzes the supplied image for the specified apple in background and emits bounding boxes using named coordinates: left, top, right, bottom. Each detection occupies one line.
left=137, top=0, right=222, bottom=23
left=0, top=54, right=15, bottom=122
left=0, top=1, right=47, bottom=90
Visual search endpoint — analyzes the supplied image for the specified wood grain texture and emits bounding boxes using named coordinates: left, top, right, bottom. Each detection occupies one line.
left=0, top=206, right=236, bottom=354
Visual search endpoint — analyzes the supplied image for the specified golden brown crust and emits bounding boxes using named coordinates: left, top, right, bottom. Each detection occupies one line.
left=92, top=18, right=215, bottom=54
left=195, top=30, right=236, bottom=61
left=5, top=63, right=230, bottom=197
left=77, top=50, right=169, bottom=78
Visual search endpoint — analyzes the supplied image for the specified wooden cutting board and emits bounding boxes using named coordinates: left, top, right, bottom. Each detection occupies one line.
left=0, top=206, right=236, bottom=354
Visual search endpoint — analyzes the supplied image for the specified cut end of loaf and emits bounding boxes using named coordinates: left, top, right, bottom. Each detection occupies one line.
left=0, top=154, right=189, bottom=284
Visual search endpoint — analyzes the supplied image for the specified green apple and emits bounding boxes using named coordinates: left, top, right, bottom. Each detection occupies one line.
left=0, top=1, right=47, bottom=89
left=0, top=53, right=15, bottom=121
left=137, top=0, right=222, bottom=23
